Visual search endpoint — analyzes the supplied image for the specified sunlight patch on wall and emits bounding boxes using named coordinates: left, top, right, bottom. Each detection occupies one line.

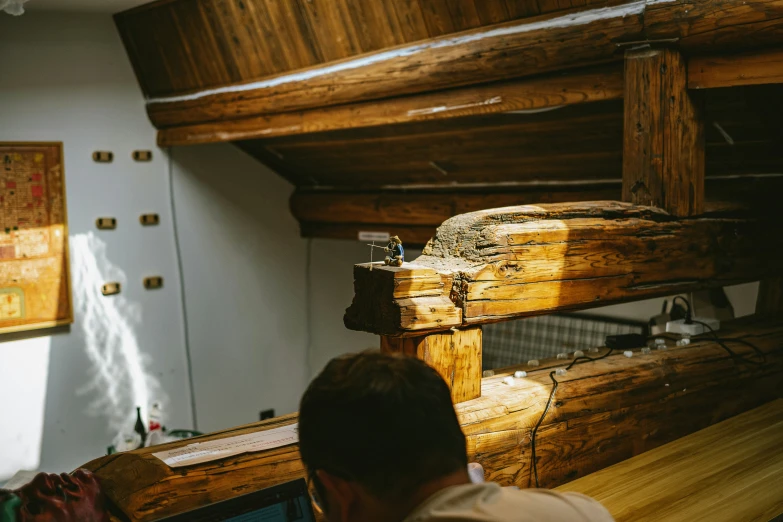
left=70, top=232, right=166, bottom=435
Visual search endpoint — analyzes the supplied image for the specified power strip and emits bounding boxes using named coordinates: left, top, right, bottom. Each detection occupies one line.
left=665, top=317, right=720, bottom=336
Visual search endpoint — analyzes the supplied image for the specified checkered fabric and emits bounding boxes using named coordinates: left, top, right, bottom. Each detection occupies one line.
left=483, top=313, right=645, bottom=370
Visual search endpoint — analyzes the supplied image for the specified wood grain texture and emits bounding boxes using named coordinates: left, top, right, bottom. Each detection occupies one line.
left=344, top=201, right=783, bottom=335
left=139, top=0, right=783, bottom=130
left=622, top=49, right=705, bottom=217
left=645, top=0, right=783, bottom=55
left=239, top=101, right=626, bottom=190
left=689, top=47, right=783, bottom=89
left=85, top=414, right=305, bottom=522
left=156, top=65, right=623, bottom=145
left=381, top=327, right=482, bottom=403
left=143, top=3, right=644, bottom=128
left=290, top=176, right=783, bottom=242
left=345, top=263, right=461, bottom=335
left=555, top=400, right=783, bottom=522
left=291, top=186, right=622, bottom=227
left=116, top=0, right=613, bottom=99
left=232, top=85, right=782, bottom=194
left=84, top=319, right=783, bottom=521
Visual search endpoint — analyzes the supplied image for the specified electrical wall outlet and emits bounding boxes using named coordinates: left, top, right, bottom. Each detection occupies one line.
left=666, top=317, right=720, bottom=336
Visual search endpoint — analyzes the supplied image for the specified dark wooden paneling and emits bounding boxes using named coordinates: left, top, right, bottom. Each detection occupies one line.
left=116, top=0, right=613, bottom=99
left=233, top=85, right=783, bottom=193
left=290, top=177, right=783, bottom=244
left=291, top=187, right=622, bottom=226
left=239, top=101, right=625, bottom=189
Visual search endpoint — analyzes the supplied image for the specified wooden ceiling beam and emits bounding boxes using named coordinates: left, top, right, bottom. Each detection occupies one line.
left=689, top=48, right=783, bottom=89
left=291, top=186, right=622, bottom=227
left=144, top=0, right=783, bottom=131
left=344, top=201, right=783, bottom=336
left=299, top=222, right=437, bottom=247
left=291, top=177, right=782, bottom=244
left=157, top=65, right=623, bottom=146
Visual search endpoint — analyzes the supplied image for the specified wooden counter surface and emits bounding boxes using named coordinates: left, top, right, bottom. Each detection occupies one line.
left=556, top=399, right=783, bottom=522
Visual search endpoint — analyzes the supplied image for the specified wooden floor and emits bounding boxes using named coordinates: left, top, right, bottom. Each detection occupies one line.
left=556, top=399, right=783, bottom=522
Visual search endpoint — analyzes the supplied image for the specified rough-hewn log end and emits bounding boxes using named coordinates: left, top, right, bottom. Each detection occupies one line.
left=344, top=263, right=462, bottom=336
left=345, top=201, right=782, bottom=336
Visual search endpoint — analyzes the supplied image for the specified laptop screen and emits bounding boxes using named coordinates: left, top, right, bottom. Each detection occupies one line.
left=155, top=479, right=316, bottom=522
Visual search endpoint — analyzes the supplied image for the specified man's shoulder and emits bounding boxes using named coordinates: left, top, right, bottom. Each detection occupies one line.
left=405, top=483, right=614, bottom=522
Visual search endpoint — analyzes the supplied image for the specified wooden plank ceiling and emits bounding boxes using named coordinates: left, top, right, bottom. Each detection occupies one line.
left=117, top=0, right=612, bottom=98
left=116, top=0, right=783, bottom=244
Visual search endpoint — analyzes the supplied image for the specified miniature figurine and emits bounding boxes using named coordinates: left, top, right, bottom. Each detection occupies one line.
left=384, top=236, right=404, bottom=267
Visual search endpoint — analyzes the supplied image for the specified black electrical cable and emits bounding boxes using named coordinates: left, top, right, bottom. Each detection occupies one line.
left=530, top=349, right=614, bottom=488
left=168, top=150, right=199, bottom=431
left=692, top=319, right=766, bottom=365
left=530, top=297, right=768, bottom=487
left=672, top=295, right=693, bottom=322
left=669, top=296, right=765, bottom=365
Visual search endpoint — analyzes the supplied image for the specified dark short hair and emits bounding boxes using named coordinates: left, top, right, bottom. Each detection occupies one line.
left=298, top=352, right=467, bottom=499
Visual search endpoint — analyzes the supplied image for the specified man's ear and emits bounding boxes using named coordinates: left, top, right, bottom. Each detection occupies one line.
left=317, top=470, right=357, bottom=522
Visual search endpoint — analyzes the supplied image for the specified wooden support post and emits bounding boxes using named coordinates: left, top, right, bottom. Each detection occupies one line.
left=381, top=327, right=482, bottom=404
left=756, top=278, right=783, bottom=317
left=623, top=48, right=705, bottom=217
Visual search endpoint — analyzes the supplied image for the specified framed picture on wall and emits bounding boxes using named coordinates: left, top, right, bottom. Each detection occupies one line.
left=0, top=142, right=73, bottom=333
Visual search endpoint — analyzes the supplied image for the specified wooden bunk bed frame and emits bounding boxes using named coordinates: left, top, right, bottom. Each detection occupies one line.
left=84, top=1, right=783, bottom=520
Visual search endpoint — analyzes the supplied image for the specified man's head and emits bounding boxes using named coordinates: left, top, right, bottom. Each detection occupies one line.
left=298, top=352, right=468, bottom=522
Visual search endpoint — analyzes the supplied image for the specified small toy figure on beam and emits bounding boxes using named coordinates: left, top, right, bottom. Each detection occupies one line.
left=384, top=235, right=404, bottom=267
left=367, top=235, right=404, bottom=270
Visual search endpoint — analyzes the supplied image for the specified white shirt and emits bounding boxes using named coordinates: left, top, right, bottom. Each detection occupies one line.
left=403, top=483, right=615, bottom=522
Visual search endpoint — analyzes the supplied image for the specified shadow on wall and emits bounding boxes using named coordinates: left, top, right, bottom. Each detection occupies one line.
left=68, top=232, right=165, bottom=434
left=39, top=232, right=164, bottom=471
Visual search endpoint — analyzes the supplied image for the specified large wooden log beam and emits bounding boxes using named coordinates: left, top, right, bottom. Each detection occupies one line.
left=145, top=0, right=783, bottom=130
left=291, top=178, right=783, bottom=245
left=689, top=48, right=783, bottom=89
left=83, top=319, right=783, bottom=521
left=157, top=66, right=623, bottom=147
left=291, top=186, right=621, bottom=227
left=622, top=49, right=705, bottom=216
left=344, top=201, right=783, bottom=336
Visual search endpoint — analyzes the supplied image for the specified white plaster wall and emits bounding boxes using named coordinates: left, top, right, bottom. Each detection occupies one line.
left=0, top=12, right=192, bottom=480
left=170, top=145, right=308, bottom=433
left=307, top=240, right=378, bottom=375
left=307, top=242, right=424, bottom=375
